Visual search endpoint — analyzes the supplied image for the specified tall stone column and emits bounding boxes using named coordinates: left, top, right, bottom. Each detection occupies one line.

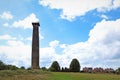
left=31, top=22, right=40, bottom=69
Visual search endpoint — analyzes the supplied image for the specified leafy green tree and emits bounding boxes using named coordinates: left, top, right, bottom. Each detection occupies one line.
left=27, top=67, right=31, bottom=70
left=41, top=67, right=47, bottom=71
left=116, top=67, right=120, bottom=74
left=0, top=60, right=6, bottom=70
left=49, top=61, right=60, bottom=72
left=118, top=68, right=120, bottom=71
left=20, top=66, right=25, bottom=70
left=0, top=60, right=19, bottom=70
left=69, top=58, right=80, bottom=72
left=6, top=65, right=18, bottom=70
left=61, top=67, right=65, bottom=72
left=64, top=67, right=70, bottom=72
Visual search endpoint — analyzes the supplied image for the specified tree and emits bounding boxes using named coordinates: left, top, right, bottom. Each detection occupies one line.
left=61, top=67, right=64, bottom=72
left=49, top=61, right=60, bottom=72
left=116, top=67, right=120, bottom=74
left=6, top=65, right=18, bottom=70
left=20, top=66, right=25, bottom=70
left=0, top=60, right=19, bottom=70
left=69, top=58, right=80, bottom=72
left=0, top=60, right=6, bottom=70
left=64, top=67, right=70, bottom=72
left=27, top=67, right=31, bottom=70
left=41, top=67, right=47, bottom=71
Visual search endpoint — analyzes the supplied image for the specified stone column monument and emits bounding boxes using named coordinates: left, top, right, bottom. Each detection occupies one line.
left=31, top=22, right=40, bottom=69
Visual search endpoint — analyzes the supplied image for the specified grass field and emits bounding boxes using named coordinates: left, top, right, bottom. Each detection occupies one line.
left=0, top=70, right=119, bottom=80
left=49, top=72, right=120, bottom=80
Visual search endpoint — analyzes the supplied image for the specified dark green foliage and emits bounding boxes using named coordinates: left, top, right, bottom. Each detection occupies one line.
left=49, top=61, right=60, bottom=72
left=116, top=67, right=120, bottom=74
left=65, top=67, right=70, bottom=72
left=118, top=67, right=120, bottom=71
left=0, top=60, right=6, bottom=70
left=20, top=66, right=25, bottom=70
left=27, top=67, right=31, bottom=70
left=61, top=67, right=70, bottom=72
left=0, top=60, right=18, bottom=70
left=69, top=58, right=80, bottom=72
left=61, top=67, right=64, bottom=72
left=41, top=67, right=47, bottom=71
left=6, top=65, right=18, bottom=70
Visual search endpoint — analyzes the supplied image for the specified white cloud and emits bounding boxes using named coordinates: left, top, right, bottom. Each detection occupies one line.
left=12, top=13, right=39, bottom=29
left=39, top=0, right=120, bottom=21
left=3, top=23, right=9, bottom=27
left=0, top=33, right=43, bottom=68
left=26, top=36, right=32, bottom=41
left=0, top=34, right=16, bottom=40
left=40, top=47, right=57, bottom=67
left=12, top=13, right=44, bottom=40
left=60, top=44, right=67, bottom=49
left=0, top=39, right=31, bottom=68
left=49, top=40, right=59, bottom=48
left=39, top=33, right=44, bottom=40
left=40, top=19, right=120, bottom=69
left=113, top=0, right=120, bottom=8
left=0, top=11, right=13, bottom=20
left=101, top=15, right=108, bottom=19
left=89, top=19, right=120, bottom=43
left=0, top=19, right=120, bottom=69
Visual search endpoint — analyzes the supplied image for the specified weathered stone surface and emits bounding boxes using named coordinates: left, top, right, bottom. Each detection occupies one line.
left=31, top=22, right=40, bottom=69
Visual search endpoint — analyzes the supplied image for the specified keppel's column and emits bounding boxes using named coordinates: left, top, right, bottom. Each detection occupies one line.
left=31, top=22, right=40, bottom=69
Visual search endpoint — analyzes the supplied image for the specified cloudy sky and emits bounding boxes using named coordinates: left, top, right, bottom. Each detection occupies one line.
left=0, top=0, right=120, bottom=69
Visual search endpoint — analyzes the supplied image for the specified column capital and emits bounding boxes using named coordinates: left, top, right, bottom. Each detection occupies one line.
left=32, top=22, right=40, bottom=26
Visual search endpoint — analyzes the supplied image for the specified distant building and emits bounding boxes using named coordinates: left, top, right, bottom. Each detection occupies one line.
left=93, top=67, right=104, bottom=73
left=82, top=67, right=114, bottom=73
left=104, top=68, right=114, bottom=73
left=83, top=67, right=93, bottom=73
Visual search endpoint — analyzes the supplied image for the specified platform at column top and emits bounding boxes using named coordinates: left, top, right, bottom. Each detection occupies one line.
left=32, top=22, right=40, bottom=26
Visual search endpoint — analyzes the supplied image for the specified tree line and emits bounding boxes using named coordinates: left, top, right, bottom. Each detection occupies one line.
left=47, top=58, right=120, bottom=74
left=0, top=60, right=25, bottom=70
left=0, top=59, right=120, bottom=74
left=49, top=58, right=80, bottom=72
left=0, top=58, right=80, bottom=72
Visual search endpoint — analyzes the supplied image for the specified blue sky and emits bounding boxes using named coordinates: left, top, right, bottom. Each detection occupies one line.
left=0, top=0, right=120, bottom=69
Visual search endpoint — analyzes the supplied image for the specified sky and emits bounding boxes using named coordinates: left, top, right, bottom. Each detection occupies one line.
left=0, top=0, right=120, bottom=69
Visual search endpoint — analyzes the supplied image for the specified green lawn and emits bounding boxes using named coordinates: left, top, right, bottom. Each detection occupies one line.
left=0, top=70, right=119, bottom=80
left=48, top=72, right=120, bottom=80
